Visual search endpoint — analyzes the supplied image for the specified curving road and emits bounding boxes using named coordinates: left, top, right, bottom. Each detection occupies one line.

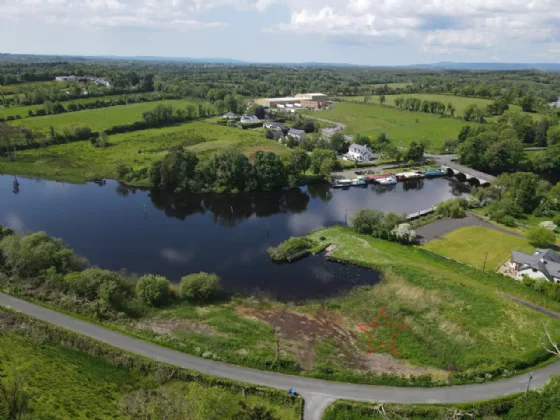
left=0, top=293, right=559, bottom=420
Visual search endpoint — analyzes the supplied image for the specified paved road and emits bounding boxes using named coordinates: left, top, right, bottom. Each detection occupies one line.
left=416, top=214, right=524, bottom=244
left=1, top=293, right=559, bottom=420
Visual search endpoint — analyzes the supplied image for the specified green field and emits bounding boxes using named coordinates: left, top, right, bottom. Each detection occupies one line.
left=0, top=94, right=168, bottom=119
left=423, top=226, right=535, bottom=270
left=0, top=320, right=299, bottom=419
left=0, top=80, right=63, bottom=94
left=302, top=102, right=474, bottom=151
left=341, top=93, right=539, bottom=121
left=0, top=121, right=290, bottom=182
left=301, top=226, right=560, bottom=381
left=8, top=99, right=197, bottom=133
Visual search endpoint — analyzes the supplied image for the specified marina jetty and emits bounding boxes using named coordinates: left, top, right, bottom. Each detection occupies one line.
left=333, top=168, right=445, bottom=188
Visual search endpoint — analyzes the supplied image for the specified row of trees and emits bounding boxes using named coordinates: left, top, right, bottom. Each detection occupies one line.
left=0, top=227, right=222, bottom=318
left=352, top=210, right=416, bottom=244
left=394, top=97, right=456, bottom=117
left=142, top=147, right=335, bottom=194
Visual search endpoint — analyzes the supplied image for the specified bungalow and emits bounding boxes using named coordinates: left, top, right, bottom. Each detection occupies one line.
left=240, top=114, right=260, bottom=124
left=222, top=112, right=238, bottom=120
left=510, top=248, right=560, bottom=283
left=287, top=129, right=308, bottom=142
left=348, top=144, right=375, bottom=162
left=263, top=122, right=288, bottom=133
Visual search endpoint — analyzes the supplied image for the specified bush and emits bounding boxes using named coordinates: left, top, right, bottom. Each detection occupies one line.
left=179, top=272, right=221, bottom=301
left=267, top=237, right=315, bottom=262
left=390, top=223, right=416, bottom=244
left=539, top=221, right=557, bottom=231
left=135, top=274, right=170, bottom=307
left=0, top=232, right=86, bottom=277
left=435, top=198, right=468, bottom=218
left=526, top=226, right=556, bottom=248
left=65, top=268, right=132, bottom=310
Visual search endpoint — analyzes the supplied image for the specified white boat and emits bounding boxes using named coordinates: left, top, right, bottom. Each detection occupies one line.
left=377, top=175, right=397, bottom=185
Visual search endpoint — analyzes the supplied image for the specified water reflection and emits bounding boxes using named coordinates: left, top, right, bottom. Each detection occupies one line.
left=0, top=175, right=469, bottom=300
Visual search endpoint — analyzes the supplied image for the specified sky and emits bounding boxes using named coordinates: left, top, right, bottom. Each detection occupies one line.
left=0, top=0, right=559, bottom=65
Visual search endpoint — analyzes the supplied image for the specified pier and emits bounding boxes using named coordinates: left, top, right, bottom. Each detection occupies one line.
left=406, top=207, right=436, bottom=221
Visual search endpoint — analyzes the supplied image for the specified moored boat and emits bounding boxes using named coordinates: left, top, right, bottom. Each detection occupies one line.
left=351, top=178, right=367, bottom=187
left=377, top=175, right=397, bottom=185
left=423, top=168, right=445, bottom=177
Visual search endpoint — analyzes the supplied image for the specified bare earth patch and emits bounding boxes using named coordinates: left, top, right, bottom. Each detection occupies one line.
left=135, top=318, right=216, bottom=336
left=240, top=308, right=447, bottom=378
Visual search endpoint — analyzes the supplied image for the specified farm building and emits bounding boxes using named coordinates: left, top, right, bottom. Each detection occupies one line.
left=256, top=93, right=329, bottom=109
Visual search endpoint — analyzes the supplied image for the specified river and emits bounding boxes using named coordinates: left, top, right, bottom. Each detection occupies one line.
left=0, top=175, right=469, bottom=301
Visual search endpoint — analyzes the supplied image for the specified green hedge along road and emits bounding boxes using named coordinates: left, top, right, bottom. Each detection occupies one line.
left=0, top=293, right=558, bottom=420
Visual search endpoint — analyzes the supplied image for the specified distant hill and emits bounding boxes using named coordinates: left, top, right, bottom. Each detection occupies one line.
left=410, top=62, right=560, bottom=71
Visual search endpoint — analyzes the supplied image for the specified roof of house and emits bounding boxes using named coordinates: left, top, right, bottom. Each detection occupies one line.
left=349, top=144, right=372, bottom=153
left=288, top=128, right=306, bottom=135
left=512, top=248, right=560, bottom=280
left=264, top=122, right=287, bottom=128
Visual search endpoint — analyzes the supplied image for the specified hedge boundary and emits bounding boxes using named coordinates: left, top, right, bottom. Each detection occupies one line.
left=0, top=306, right=304, bottom=418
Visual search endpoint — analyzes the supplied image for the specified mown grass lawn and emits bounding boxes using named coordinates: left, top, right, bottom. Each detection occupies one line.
left=301, top=102, right=475, bottom=151
left=0, top=329, right=299, bottom=419
left=0, top=121, right=290, bottom=182
left=423, top=226, right=535, bottom=270
left=8, top=99, right=197, bottom=133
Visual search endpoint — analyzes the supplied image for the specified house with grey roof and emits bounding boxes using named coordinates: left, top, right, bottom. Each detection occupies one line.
left=510, top=248, right=560, bottom=283
left=263, top=122, right=288, bottom=134
left=348, top=143, right=374, bottom=162
left=287, top=128, right=308, bottom=142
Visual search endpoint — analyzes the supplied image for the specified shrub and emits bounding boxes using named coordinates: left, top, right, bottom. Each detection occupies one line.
left=267, top=237, right=315, bottom=262
left=136, top=274, right=170, bottom=307
left=65, top=268, right=132, bottom=309
left=390, top=223, right=416, bottom=244
left=0, top=232, right=86, bottom=277
left=526, top=226, right=556, bottom=248
left=435, top=198, right=468, bottom=218
left=179, top=272, right=221, bottom=301
left=553, top=213, right=560, bottom=226
left=539, top=221, right=557, bottom=231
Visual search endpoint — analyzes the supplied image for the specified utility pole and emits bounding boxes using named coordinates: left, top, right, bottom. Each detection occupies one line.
left=345, top=208, right=348, bottom=226
left=525, top=372, right=533, bottom=398
left=482, top=251, right=488, bottom=271
left=275, top=327, right=280, bottom=363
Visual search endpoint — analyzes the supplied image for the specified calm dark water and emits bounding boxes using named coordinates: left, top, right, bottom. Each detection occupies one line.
left=0, top=176, right=469, bottom=300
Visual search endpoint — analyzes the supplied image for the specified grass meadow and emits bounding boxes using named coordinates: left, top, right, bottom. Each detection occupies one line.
left=423, top=226, right=535, bottom=270
left=302, top=102, right=474, bottom=151
left=0, top=121, right=290, bottom=182
left=302, top=226, right=560, bottom=380
left=8, top=99, right=197, bottom=133
left=66, top=225, right=560, bottom=387
left=0, top=93, right=170, bottom=119
left=0, top=329, right=299, bottom=419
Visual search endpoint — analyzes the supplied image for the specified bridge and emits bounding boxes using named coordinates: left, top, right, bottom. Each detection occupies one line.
left=425, top=154, right=496, bottom=186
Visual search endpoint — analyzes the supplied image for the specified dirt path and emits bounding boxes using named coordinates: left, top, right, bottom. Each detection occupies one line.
left=500, top=293, right=560, bottom=320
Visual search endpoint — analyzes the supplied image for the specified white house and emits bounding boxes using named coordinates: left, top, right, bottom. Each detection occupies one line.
left=510, top=249, right=560, bottom=283
left=240, top=114, right=260, bottom=124
left=287, top=129, right=307, bottom=142
left=348, top=144, right=374, bottom=162
left=222, top=112, right=238, bottom=120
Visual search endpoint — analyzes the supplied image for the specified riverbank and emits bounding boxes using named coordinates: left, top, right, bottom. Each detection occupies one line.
left=2, top=222, right=559, bottom=388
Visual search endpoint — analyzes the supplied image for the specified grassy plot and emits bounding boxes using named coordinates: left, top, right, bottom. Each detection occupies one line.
left=0, top=121, right=290, bottom=182
left=0, top=80, right=64, bottom=94
left=301, top=226, right=560, bottom=381
left=8, top=99, right=197, bottom=133
left=423, top=226, right=534, bottom=270
left=0, top=327, right=299, bottom=419
left=301, top=102, right=474, bottom=151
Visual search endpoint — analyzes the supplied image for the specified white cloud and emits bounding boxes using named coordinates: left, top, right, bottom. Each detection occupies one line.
left=160, top=248, right=194, bottom=264
left=4, top=214, right=25, bottom=232
left=0, top=0, right=229, bottom=29
left=264, top=0, right=560, bottom=53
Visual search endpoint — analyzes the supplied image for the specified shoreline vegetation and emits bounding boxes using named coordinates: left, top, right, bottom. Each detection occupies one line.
left=1, top=223, right=559, bottom=388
